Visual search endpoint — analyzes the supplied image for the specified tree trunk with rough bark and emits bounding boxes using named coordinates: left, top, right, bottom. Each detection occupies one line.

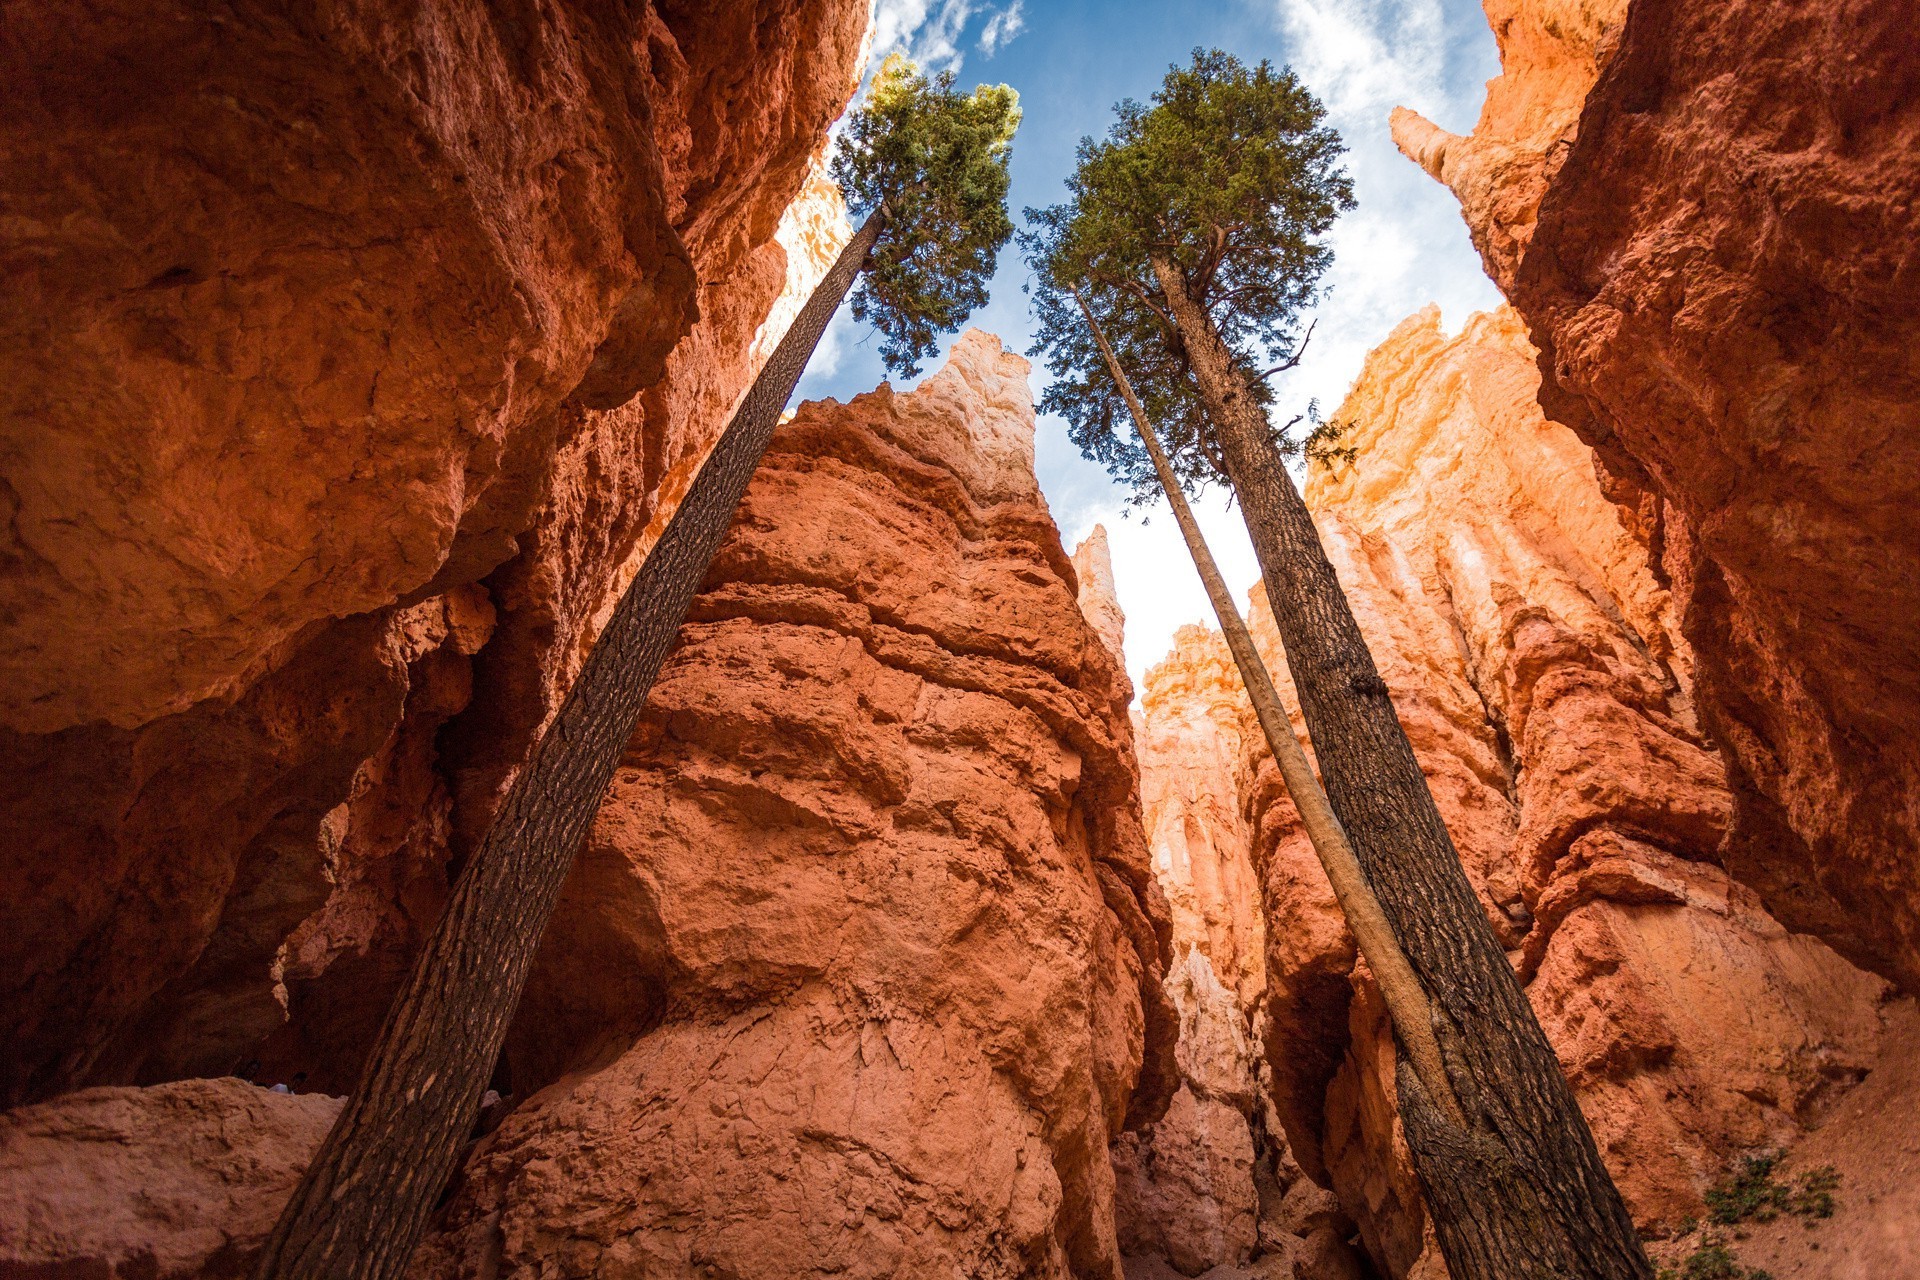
left=1071, top=284, right=1465, bottom=1127
left=254, top=210, right=888, bottom=1280
left=1147, top=253, right=1653, bottom=1280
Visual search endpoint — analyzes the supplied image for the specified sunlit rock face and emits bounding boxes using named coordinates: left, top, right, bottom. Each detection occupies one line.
left=1390, top=0, right=1627, bottom=297
left=413, top=332, right=1177, bottom=1280
left=1118, top=626, right=1378, bottom=1280
left=0, top=0, right=868, bottom=1107
left=1114, top=628, right=1266, bottom=1275
left=1298, top=308, right=1887, bottom=1262
left=1400, top=0, right=1920, bottom=994
left=1150, top=307, right=1889, bottom=1278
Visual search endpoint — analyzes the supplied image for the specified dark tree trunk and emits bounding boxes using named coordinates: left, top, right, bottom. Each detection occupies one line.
left=1070, top=283, right=1466, bottom=1127
left=1148, top=253, right=1653, bottom=1280
left=253, top=209, right=887, bottom=1280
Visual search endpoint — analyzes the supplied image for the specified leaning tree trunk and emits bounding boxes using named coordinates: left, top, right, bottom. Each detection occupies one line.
left=254, top=208, right=888, bottom=1280
left=1147, top=254, right=1653, bottom=1280
left=1070, top=284, right=1465, bottom=1126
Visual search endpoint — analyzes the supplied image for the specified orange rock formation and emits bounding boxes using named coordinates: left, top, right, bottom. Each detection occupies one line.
left=1115, top=628, right=1266, bottom=1275
left=1399, top=0, right=1920, bottom=994
left=412, top=332, right=1176, bottom=1279
left=0, top=0, right=869, bottom=1107
left=0, top=1079, right=341, bottom=1277
left=1137, top=307, right=1893, bottom=1277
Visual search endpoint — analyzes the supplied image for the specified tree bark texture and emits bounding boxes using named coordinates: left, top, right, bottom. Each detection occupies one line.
left=1148, top=253, right=1653, bottom=1280
left=1070, top=284, right=1465, bottom=1128
left=253, top=210, right=888, bottom=1280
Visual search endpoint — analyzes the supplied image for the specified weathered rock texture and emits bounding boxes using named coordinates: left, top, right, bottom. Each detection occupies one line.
left=1117, top=626, right=1377, bottom=1280
left=1143, top=307, right=1893, bottom=1277
left=0, top=0, right=869, bottom=1106
left=410, top=332, right=1176, bottom=1280
left=1115, top=628, right=1267, bottom=1275
left=1399, top=0, right=1920, bottom=993
left=0, top=1079, right=342, bottom=1278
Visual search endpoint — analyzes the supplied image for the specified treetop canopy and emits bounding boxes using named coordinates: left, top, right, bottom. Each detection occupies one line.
left=831, top=54, right=1021, bottom=377
left=1024, top=49, right=1353, bottom=498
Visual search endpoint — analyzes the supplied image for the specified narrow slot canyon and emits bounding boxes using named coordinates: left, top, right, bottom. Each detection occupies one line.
left=2, top=1, right=1916, bottom=1278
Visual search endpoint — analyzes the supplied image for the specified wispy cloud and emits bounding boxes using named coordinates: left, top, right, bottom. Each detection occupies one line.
left=870, top=0, right=1027, bottom=73
left=980, top=0, right=1027, bottom=55
left=1243, top=0, right=1501, bottom=428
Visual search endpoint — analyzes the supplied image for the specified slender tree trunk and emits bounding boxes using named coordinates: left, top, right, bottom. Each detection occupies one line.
left=1147, top=254, right=1652, bottom=1280
left=1071, top=284, right=1465, bottom=1127
left=254, top=209, right=888, bottom=1280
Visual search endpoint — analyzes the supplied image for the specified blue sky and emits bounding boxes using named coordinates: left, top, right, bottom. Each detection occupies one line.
left=796, top=0, right=1505, bottom=694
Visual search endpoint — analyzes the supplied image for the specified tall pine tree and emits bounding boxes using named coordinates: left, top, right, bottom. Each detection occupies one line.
left=1026, top=49, right=1652, bottom=1280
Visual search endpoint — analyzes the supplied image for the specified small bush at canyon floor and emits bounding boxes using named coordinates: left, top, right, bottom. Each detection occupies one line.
left=1705, top=1152, right=1841, bottom=1225
left=1659, top=1236, right=1773, bottom=1280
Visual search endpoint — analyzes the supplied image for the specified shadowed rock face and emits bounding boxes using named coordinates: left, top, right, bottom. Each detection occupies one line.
left=0, top=1078, right=342, bottom=1279
left=411, top=333, right=1177, bottom=1280
left=1399, top=0, right=1920, bottom=993
left=1141, top=307, right=1890, bottom=1278
left=0, top=0, right=869, bottom=1107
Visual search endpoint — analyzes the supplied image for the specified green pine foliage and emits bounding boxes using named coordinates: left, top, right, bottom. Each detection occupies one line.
left=1023, top=48, right=1354, bottom=498
left=831, top=53, right=1021, bottom=376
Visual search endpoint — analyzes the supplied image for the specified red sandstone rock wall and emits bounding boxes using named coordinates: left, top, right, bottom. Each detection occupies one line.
left=1398, top=0, right=1920, bottom=993
left=1116, top=628, right=1374, bottom=1280
left=1141, top=307, right=1891, bottom=1278
left=410, top=332, right=1175, bottom=1280
left=1115, top=626, right=1266, bottom=1275
left=0, top=0, right=869, bottom=1106
left=0, top=1079, right=340, bottom=1278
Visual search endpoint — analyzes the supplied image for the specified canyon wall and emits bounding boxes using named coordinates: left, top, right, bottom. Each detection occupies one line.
left=0, top=334, right=1179, bottom=1278
left=1140, top=306, right=1893, bottom=1277
left=1116, top=630, right=1373, bottom=1280
left=0, top=0, right=869, bottom=1106
left=1396, top=0, right=1920, bottom=992
left=411, top=331, right=1175, bottom=1280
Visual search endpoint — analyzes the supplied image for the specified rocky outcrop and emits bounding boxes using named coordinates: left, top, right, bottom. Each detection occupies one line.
left=1115, top=629, right=1267, bottom=1275
left=1398, top=0, right=1920, bottom=993
left=410, top=332, right=1175, bottom=1280
left=0, top=0, right=869, bottom=1106
left=1147, top=307, right=1892, bottom=1277
left=0, top=1079, right=341, bottom=1278
left=1117, top=626, right=1376, bottom=1280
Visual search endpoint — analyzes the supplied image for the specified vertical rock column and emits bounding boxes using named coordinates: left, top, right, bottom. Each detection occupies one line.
left=1396, top=0, right=1920, bottom=994
left=414, top=333, right=1176, bottom=1280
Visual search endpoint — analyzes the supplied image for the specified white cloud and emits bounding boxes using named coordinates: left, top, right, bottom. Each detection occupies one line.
left=868, top=0, right=1026, bottom=73
left=1042, top=0, right=1505, bottom=692
left=980, top=1, right=1026, bottom=55
left=1057, top=487, right=1266, bottom=698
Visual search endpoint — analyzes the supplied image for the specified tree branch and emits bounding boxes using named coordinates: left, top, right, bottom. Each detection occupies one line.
left=1255, top=319, right=1317, bottom=380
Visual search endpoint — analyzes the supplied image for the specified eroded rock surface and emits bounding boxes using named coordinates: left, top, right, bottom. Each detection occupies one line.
left=1301, top=307, right=1886, bottom=1263
left=1144, top=307, right=1891, bottom=1276
left=0, top=1079, right=341, bottom=1278
left=1115, top=631, right=1267, bottom=1275
left=0, top=0, right=868, bottom=1106
left=1400, top=0, right=1920, bottom=993
left=413, top=333, right=1176, bottom=1280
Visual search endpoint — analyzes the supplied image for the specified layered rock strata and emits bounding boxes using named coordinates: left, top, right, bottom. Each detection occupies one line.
left=1114, top=627, right=1266, bottom=1275
left=412, top=332, right=1176, bottom=1280
left=0, top=0, right=869, bottom=1106
left=1117, top=626, right=1375, bottom=1280
left=1145, top=307, right=1892, bottom=1277
left=1398, top=0, right=1920, bottom=992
